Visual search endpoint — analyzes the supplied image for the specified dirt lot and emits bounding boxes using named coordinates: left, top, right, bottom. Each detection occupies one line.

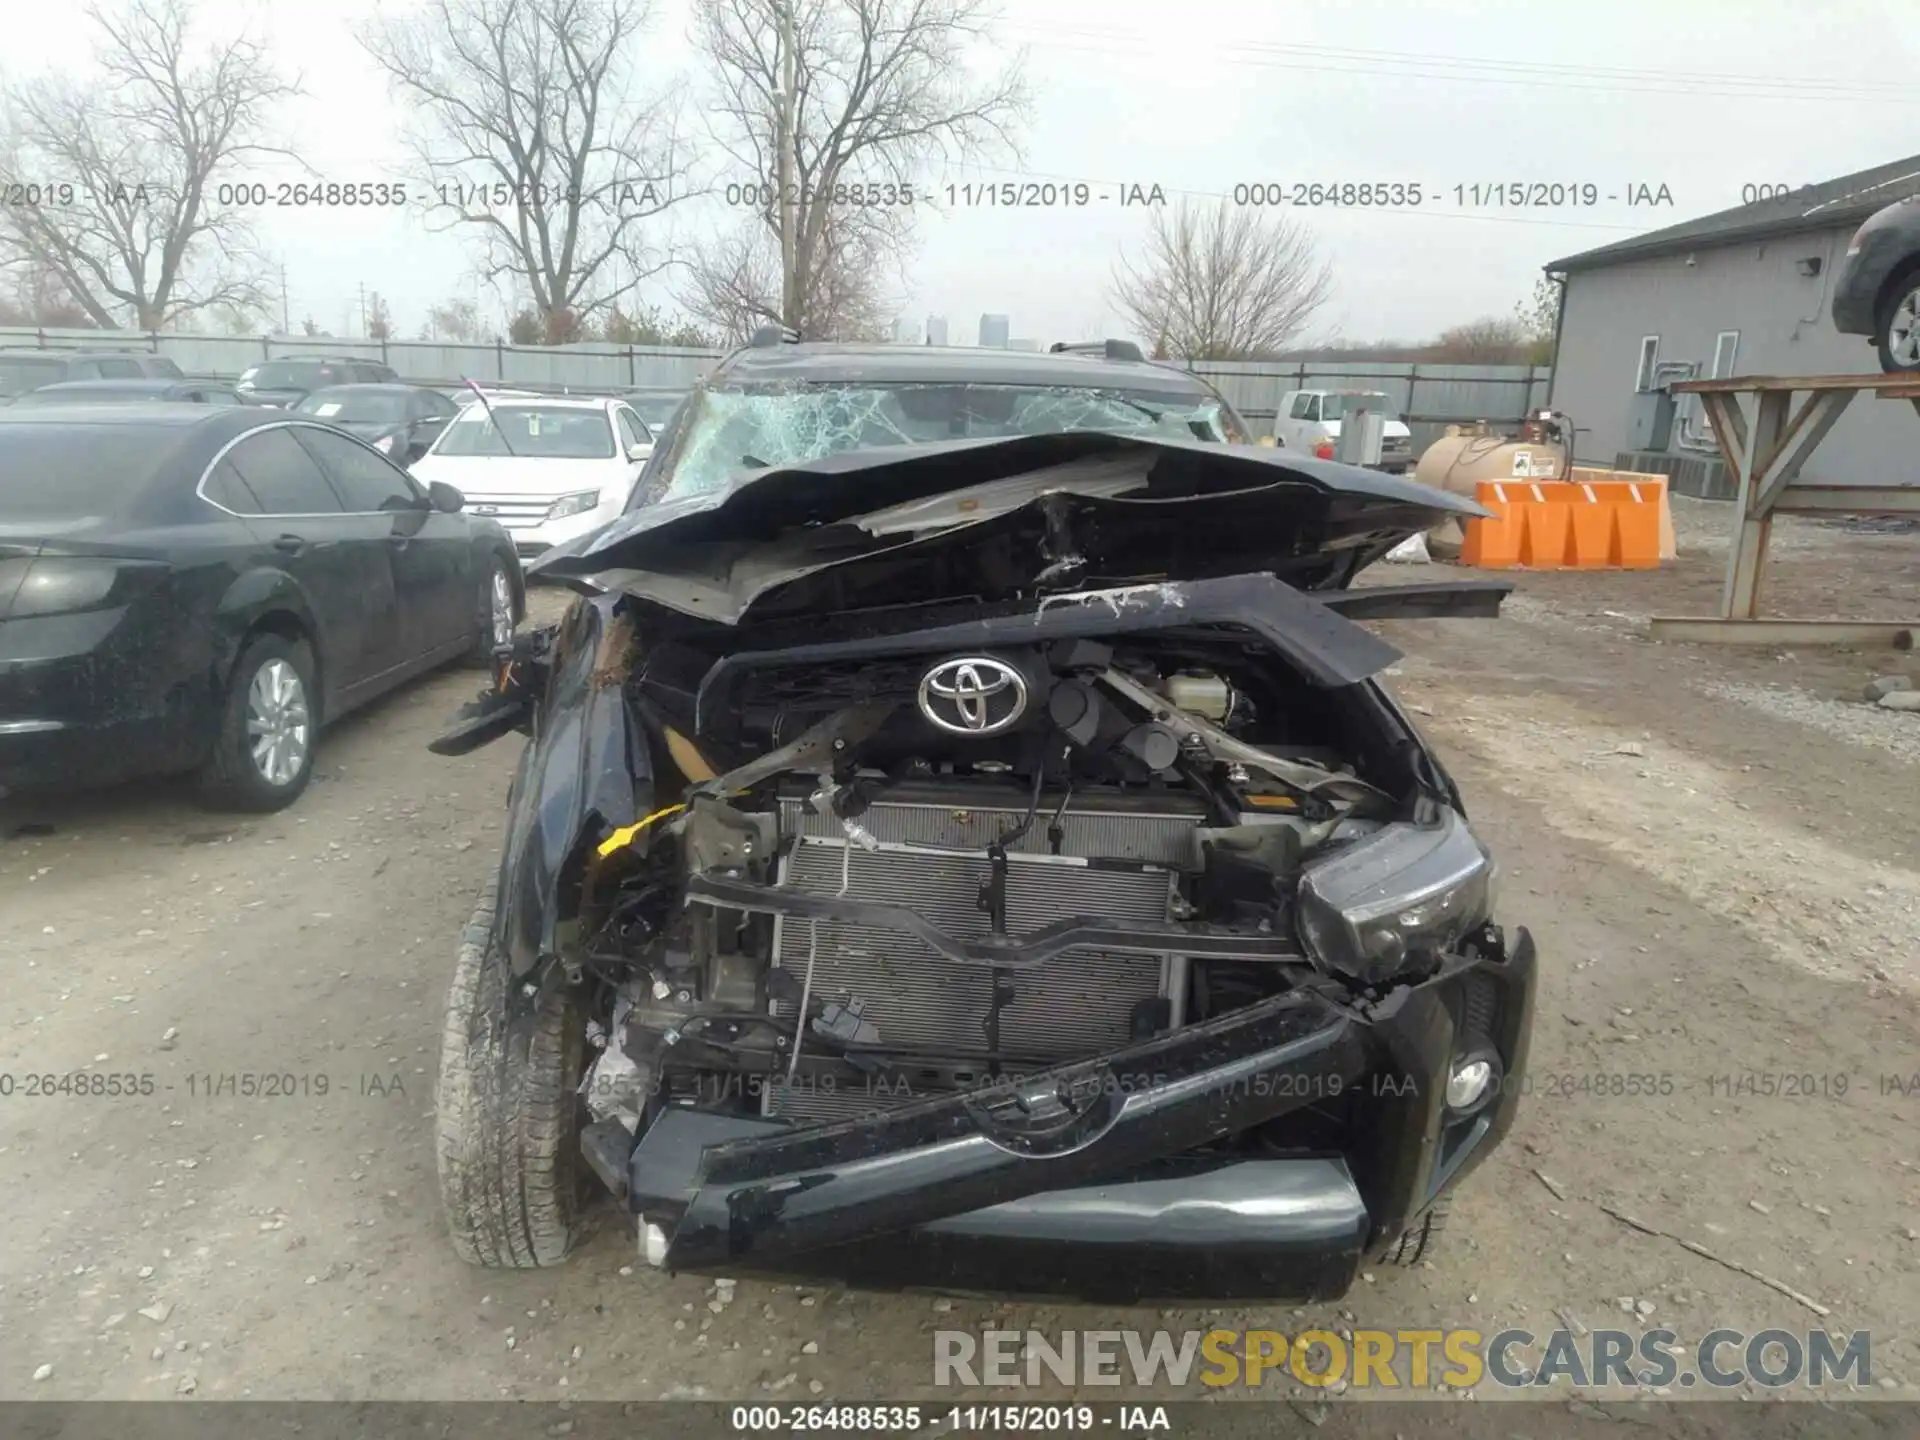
left=3, top=499, right=1918, bottom=1418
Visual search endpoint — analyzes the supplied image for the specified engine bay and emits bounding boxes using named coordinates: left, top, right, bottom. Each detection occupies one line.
left=563, top=612, right=1492, bottom=1142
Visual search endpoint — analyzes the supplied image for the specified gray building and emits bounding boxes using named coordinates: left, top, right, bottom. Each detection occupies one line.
left=925, top=314, right=949, bottom=347
left=979, top=313, right=1010, bottom=348
left=1545, top=153, right=1920, bottom=496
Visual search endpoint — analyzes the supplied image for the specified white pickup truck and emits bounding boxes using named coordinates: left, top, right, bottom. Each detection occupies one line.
left=1273, top=389, right=1414, bottom=473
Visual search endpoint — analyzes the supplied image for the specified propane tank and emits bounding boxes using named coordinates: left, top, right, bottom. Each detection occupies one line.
left=1418, top=413, right=1572, bottom=558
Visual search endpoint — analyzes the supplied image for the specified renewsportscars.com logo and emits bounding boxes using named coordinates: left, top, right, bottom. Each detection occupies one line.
left=933, top=1328, right=1874, bottom=1391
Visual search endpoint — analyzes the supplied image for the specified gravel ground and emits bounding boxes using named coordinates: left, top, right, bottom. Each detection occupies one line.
left=3, top=517, right=1919, bottom=1424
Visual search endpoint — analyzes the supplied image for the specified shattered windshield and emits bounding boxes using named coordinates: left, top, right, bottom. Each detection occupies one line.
left=652, top=382, right=1234, bottom=503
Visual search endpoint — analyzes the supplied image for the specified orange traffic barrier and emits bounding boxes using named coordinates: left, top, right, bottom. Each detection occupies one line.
left=1570, top=466, right=1677, bottom=559
left=1458, top=481, right=1524, bottom=566
left=1459, top=481, right=1662, bottom=570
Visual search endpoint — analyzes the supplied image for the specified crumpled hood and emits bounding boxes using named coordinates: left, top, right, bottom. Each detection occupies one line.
left=531, top=430, right=1485, bottom=625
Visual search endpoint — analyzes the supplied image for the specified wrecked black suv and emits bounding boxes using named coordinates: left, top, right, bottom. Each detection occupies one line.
left=428, top=337, right=1536, bottom=1303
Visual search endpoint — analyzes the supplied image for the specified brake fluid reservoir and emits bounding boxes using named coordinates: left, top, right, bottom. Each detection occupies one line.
left=1166, top=672, right=1233, bottom=720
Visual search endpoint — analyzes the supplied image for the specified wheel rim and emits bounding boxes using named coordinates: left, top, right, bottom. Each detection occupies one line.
left=489, top=567, right=514, bottom=649
left=245, top=658, right=310, bottom=787
left=1890, top=288, right=1920, bottom=367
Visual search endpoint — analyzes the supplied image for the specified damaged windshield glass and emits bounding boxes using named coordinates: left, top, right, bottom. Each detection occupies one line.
left=651, top=382, right=1234, bottom=503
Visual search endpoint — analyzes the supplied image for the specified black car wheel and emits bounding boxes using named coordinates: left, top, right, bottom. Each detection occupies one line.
left=1876, top=272, right=1920, bottom=372
left=465, top=556, right=519, bottom=667
left=196, top=634, right=317, bottom=812
left=436, top=881, right=590, bottom=1267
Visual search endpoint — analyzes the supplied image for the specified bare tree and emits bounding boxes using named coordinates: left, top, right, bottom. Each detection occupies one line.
left=426, top=297, right=485, bottom=342
left=359, top=0, right=690, bottom=343
left=1513, top=273, right=1562, bottom=365
left=1431, top=315, right=1531, bottom=364
left=681, top=205, right=901, bottom=343
left=689, top=0, right=1027, bottom=334
left=207, top=300, right=266, bottom=335
left=0, top=260, right=100, bottom=328
left=1110, top=199, right=1332, bottom=361
left=0, top=0, right=294, bottom=329
left=366, top=292, right=394, bottom=341
left=599, top=302, right=716, bottom=346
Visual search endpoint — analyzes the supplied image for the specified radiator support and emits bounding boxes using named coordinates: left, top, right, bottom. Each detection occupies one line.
left=763, top=785, right=1205, bottom=1122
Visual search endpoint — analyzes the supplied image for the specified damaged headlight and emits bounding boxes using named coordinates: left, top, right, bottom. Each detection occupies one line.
left=545, top=489, right=601, bottom=521
left=1295, top=808, right=1494, bottom=986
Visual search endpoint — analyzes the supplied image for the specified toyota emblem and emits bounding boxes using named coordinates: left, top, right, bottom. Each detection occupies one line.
left=917, top=656, right=1028, bottom=735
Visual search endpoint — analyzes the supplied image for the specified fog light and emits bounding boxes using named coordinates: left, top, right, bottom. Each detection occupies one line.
left=1446, top=1056, right=1496, bottom=1111
left=641, top=1221, right=669, bottom=1267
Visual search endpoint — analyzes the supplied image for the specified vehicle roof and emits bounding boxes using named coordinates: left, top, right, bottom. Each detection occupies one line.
left=0, top=348, right=165, bottom=360
left=255, top=354, right=393, bottom=365
left=710, top=341, right=1214, bottom=393
left=0, top=404, right=341, bottom=445
left=20, top=377, right=198, bottom=392
left=451, top=394, right=618, bottom=410
left=304, top=382, right=438, bottom=395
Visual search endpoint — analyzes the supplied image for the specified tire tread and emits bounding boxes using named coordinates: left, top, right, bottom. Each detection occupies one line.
left=435, top=885, right=582, bottom=1267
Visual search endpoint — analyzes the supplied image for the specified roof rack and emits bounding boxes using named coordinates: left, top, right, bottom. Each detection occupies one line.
left=1048, top=339, right=1145, bottom=362
left=749, top=325, right=801, bottom=347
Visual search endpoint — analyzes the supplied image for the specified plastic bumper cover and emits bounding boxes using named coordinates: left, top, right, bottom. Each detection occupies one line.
left=624, top=928, right=1537, bottom=1301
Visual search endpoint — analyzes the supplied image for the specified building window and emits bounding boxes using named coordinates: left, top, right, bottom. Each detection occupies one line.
left=1634, top=335, right=1660, bottom=392
left=1711, top=330, right=1739, bottom=379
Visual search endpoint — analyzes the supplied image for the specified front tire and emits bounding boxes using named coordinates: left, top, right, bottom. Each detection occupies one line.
left=466, top=555, right=519, bottom=667
left=195, top=634, right=317, bottom=812
left=1876, top=271, right=1920, bottom=373
left=436, top=883, right=589, bottom=1267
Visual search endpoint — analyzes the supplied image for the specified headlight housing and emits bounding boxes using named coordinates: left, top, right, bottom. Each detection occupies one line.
left=545, top=489, right=601, bottom=521
left=1295, top=808, right=1495, bottom=986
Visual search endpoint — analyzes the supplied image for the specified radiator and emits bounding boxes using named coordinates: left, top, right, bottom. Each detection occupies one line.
left=764, top=787, right=1202, bottom=1122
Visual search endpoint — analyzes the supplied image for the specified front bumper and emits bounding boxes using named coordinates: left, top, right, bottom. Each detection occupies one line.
left=622, top=928, right=1536, bottom=1302
left=469, top=500, right=626, bottom=561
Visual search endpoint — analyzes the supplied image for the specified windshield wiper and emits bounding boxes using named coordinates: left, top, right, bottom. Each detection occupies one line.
left=740, top=453, right=770, bottom=468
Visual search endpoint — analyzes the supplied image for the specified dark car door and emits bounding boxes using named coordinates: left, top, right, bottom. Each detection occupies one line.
left=208, top=425, right=403, bottom=708
left=288, top=423, right=475, bottom=665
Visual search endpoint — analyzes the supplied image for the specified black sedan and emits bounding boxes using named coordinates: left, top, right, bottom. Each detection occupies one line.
left=291, top=383, right=462, bottom=466
left=0, top=404, right=524, bottom=810
left=8, top=379, right=246, bottom=407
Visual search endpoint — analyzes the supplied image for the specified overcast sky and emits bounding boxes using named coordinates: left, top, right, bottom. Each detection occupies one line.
left=7, top=0, right=1914, bottom=345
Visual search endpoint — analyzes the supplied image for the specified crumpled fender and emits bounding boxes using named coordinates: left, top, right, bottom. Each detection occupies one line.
left=493, top=591, right=654, bottom=982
